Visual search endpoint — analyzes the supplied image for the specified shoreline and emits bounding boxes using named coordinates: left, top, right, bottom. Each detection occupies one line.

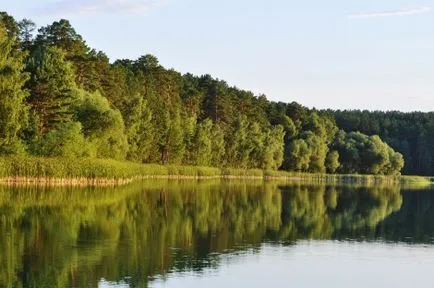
left=0, top=175, right=303, bottom=186
left=0, top=156, right=431, bottom=187
left=0, top=175, right=430, bottom=187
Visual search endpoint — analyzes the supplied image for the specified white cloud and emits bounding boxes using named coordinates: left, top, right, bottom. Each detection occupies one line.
left=42, top=0, right=165, bottom=16
left=348, top=7, right=431, bottom=19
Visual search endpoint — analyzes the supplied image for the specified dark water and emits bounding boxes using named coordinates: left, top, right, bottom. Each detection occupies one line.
left=1, top=181, right=434, bottom=287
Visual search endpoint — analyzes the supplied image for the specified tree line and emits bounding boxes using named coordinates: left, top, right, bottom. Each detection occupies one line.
left=331, top=110, right=434, bottom=175
left=0, top=12, right=404, bottom=175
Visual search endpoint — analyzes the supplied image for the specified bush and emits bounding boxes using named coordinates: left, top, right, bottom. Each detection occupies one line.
left=32, top=122, right=94, bottom=158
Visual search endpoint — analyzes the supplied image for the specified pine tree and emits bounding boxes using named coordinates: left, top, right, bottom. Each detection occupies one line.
left=25, top=46, right=77, bottom=135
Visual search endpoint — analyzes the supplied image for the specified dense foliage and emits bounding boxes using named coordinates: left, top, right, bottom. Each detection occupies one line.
left=0, top=12, right=405, bottom=175
left=331, top=110, right=434, bottom=175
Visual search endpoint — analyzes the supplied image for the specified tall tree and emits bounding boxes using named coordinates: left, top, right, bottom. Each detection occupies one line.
left=18, top=18, right=35, bottom=49
left=262, top=125, right=285, bottom=170
left=226, top=116, right=251, bottom=168
left=0, top=12, right=19, bottom=38
left=210, top=122, right=226, bottom=167
left=25, top=46, right=77, bottom=135
left=325, top=150, right=340, bottom=173
left=190, top=119, right=213, bottom=166
left=35, top=19, right=88, bottom=57
left=0, top=23, right=29, bottom=154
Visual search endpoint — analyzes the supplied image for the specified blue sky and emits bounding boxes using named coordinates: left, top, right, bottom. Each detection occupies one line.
left=4, top=0, right=434, bottom=111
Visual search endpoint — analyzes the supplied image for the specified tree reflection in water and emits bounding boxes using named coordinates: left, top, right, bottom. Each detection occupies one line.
left=0, top=180, right=427, bottom=287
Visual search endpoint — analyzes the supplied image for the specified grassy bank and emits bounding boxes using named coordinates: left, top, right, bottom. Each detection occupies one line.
left=288, top=173, right=433, bottom=186
left=0, top=156, right=432, bottom=186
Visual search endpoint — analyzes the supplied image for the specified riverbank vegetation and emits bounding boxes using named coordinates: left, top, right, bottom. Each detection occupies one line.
left=0, top=12, right=418, bottom=177
left=0, top=156, right=430, bottom=186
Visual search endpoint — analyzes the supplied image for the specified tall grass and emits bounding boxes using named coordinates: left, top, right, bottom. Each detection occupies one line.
left=0, top=156, right=228, bottom=185
left=0, top=156, right=431, bottom=186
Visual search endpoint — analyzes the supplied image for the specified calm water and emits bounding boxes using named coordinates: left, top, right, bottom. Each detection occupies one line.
left=1, top=181, right=434, bottom=287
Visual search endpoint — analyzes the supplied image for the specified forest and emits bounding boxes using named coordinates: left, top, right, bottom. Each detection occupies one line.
left=0, top=12, right=408, bottom=175
left=331, top=110, right=434, bottom=175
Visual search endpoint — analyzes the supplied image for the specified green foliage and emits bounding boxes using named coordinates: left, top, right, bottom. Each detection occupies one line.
left=0, top=13, right=408, bottom=175
left=332, top=131, right=404, bottom=175
left=210, top=122, right=226, bottom=166
left=304, top=131, right=328, bottom=173
left=0, top=12, right=19, bottom=38
left=74, top=89, right=128, bottom=160
left=284, top=138, right=311, bottom=171
left=34, top=19, right=89, bottom=58
left=124, top=96, right=154, bottom=162
left=281, top=115, right=297, bottom=140
left=279, top=110, right=338, bottom=173
left=0, top=23, right=28, bottom=155
left=226, top=116, right=250, bottom=168
left=31, top=122, right=92, bottom=157
left=325, top=150, right=340, bottom=173
left=18, top=18, right=35, bottom=49
left=0, top=155, right=415, bottom=185
left=332, top=110, right=434, bottom=176
left=0, top=156, right=225, bottom=179
left=190, top=119, right=213, bottom=166
left=262, top=125, right=285, bottom=170
left=25, top=46, right=77, bottom=134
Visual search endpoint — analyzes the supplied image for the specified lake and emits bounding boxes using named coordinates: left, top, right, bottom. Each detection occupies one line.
left=1, top=180, right=434, bottom=287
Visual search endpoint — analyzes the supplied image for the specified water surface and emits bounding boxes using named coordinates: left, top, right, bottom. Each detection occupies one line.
left=0, top=181, right=433, bottom=287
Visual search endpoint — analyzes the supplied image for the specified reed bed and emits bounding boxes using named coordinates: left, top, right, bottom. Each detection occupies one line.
left=0, top=156, right=431, bottom=186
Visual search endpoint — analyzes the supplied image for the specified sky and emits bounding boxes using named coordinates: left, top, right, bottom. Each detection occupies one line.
left=3, top=0, right=434, bottom=112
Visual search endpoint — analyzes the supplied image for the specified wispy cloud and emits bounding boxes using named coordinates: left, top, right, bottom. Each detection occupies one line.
left=348, top=7, right=432, bottom=19
left=42, top=0, right=165, bottom=16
